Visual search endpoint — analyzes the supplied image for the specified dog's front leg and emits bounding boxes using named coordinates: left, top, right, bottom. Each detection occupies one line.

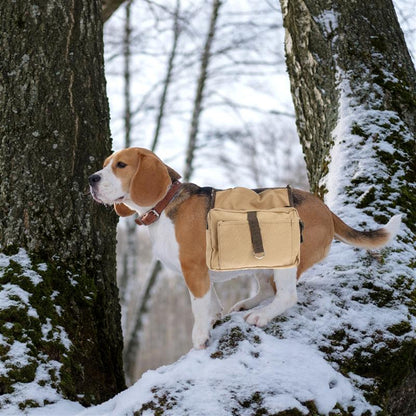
left=181, top=262, right=213, bottom=349
left=188, top=285, right=213, bottom=349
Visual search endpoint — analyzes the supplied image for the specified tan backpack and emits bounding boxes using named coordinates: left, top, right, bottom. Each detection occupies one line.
left=206, top=186, right=303, bottom=271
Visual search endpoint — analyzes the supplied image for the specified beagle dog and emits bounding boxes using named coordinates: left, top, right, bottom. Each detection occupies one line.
left=89, top=147, right=401, bottom=349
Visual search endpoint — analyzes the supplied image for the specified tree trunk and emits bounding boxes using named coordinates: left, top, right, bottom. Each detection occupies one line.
left=281, top=0, right=416, bottom=413
left=150, top=0, right=182, bottom=153
left=183, top=0, right=222, bottom=181
left=119, top=0, right=138, bottom=307
left=122, top=0, right=182, bottom=382
left=0, top=0, right=125, bottom=409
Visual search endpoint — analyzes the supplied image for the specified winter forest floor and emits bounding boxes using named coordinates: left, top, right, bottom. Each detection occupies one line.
left=2, top=225, right=415, bottom=415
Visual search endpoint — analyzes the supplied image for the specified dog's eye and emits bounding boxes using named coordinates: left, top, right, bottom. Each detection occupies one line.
left=116, top=161, right=127, bottom=168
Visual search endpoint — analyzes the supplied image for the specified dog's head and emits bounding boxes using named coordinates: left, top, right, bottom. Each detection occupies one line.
left=89, top=147, right=181, bottom=216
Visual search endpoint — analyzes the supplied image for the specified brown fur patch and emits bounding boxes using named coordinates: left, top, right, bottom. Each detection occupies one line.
left=292, top=190, right=334, bottom=278
left=106, top=148, right=173, bottom=207
left=173, top=196, right=211, bottom=298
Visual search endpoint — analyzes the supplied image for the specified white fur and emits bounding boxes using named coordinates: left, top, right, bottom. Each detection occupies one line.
left=229, top=273, right=275, bottom=313
left=90, top=159, right=126, bottom=205
left=189, top=289, right=213, bottom=349
left=383, top=214, right=402, bottom=244
left=148, top=213, right=182, bottom=273
left=245, top=267, right=298, bottom=327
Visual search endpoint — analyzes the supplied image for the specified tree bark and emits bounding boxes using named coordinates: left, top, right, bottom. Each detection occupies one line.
left=281, top=0, right=415, bottom=196
left=281, top=0, right=416, bottom=413
left=0, top=0, right=125, bottom=408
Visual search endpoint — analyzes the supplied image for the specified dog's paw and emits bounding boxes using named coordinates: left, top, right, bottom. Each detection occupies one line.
left=210, top=303, right=223, bottom=320
left=229, top=299, right=250, bottom=313
left=210, top=312, right=222, bottom=327
left=244, top=310, right=271, bottom=327
left=192, top=324, right=210, bottom=350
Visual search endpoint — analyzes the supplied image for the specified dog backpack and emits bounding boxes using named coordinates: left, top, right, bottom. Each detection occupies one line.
left=206, top=186, right=303, bottom=271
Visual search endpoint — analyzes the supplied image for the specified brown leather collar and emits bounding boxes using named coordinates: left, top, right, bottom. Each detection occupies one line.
left=135, top=180, right=182, bottom=226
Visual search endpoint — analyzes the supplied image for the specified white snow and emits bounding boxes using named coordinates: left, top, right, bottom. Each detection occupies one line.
left=70, top=316, right=369, bottom=416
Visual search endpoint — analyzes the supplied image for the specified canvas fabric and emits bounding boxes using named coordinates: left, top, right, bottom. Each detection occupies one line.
left=206, top=187, right=301, bottom=271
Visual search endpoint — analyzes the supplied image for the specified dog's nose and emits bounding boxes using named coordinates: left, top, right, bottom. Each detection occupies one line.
left=89, top=174, right=101, bottom=186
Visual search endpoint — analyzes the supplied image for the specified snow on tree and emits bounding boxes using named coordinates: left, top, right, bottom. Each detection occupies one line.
left=280, top=0, right=416, bottom=413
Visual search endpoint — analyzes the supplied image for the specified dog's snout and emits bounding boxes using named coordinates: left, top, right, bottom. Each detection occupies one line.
left=89, top=174, right=101, bottom=186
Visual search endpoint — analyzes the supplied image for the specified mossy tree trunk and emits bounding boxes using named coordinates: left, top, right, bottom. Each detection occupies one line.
left=0, top=0, right=125, bottom=409
left=281, top=0, right=416, bottom=413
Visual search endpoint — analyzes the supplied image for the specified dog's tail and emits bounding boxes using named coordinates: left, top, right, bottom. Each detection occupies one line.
left=332, top=213, right=401, bottom=250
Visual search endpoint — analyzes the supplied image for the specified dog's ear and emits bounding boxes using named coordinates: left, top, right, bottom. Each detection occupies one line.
left=130, top=153, right=171, bottom=206
left=165, top=164, right=181, bottom=181
left=114, top=203, right=135, bottom=217
left=114, top=203, right=136, bottom=217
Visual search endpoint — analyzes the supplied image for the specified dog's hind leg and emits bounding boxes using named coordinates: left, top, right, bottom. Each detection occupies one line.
left=229, top=272, right=275, bottom=313
left=245, top=267, right=297, bottom=327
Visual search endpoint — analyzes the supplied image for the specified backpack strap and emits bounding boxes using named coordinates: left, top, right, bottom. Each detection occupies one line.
left=286, top=185, right=294, bottom=207
left=247, top=211, right=265, bottom=259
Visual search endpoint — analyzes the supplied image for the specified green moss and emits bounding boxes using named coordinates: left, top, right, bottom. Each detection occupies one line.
left=210, top=323, right=263, bottom=360
left=368, top=287, right=394, bottom=307
left=134, top=389, right=178, bottom=416
left=387, top=321, right=412, bottom=336
left=357, top=186, right=376, bottom=208
left=407, top=288, right=416, bottom=316
left=340, top=339, right=416, bottom=407
left=0, top=249, right=103, bottom=409
left=370, top=36, right=388, bottom=53
left=273, top=408, right=305, bottom=416
left=18, top=399, right=40, bottom=410
left=351, top=123, right=369, bottom=138
left=213, top=326, right=245, bottom=358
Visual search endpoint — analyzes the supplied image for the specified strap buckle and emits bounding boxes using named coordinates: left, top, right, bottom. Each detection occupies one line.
left=147, top=209, right=160, bottom=219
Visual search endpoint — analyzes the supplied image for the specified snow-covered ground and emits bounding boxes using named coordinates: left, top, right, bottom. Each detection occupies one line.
left=0, top=310, right=377, bottom=416
left=2, top=219, right=414, bottom=416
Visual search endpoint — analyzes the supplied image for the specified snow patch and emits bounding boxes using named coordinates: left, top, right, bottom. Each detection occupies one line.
left=77, top=316, right=367, bottom=416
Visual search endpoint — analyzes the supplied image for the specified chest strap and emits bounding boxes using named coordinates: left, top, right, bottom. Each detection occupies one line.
left=135, top=181, right=182, bottom=226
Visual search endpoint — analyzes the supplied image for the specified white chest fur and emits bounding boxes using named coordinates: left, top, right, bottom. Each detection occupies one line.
left=147, top=213, right=182, bottom=273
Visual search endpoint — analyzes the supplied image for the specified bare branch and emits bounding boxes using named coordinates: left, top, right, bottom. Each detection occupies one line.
left=102, top=0, right=128, bottom=23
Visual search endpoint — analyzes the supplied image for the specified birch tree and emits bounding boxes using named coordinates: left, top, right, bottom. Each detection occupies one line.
left=0, top=0, right=125, bottom=410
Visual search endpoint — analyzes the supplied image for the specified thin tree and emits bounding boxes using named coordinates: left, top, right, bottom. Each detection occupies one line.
left=150, top=0, right=182, bottom=152
left=281, top=0, right=415, bottom=412
left=0, top=0, right=125, bottom=409
left=119, top=0, right=138, bottom=309
left=102, top=0, right=127, bottom=22
left=124, top=0, right=183, bottom=380
left=183, top=0, right=223, bottom=181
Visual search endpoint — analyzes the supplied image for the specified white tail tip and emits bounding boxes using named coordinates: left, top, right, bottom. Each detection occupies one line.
left=384, top=214, right=402, bottom=243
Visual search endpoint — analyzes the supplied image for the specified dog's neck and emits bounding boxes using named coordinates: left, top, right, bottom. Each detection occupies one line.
left=124, top=181, right=182, bottom=225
